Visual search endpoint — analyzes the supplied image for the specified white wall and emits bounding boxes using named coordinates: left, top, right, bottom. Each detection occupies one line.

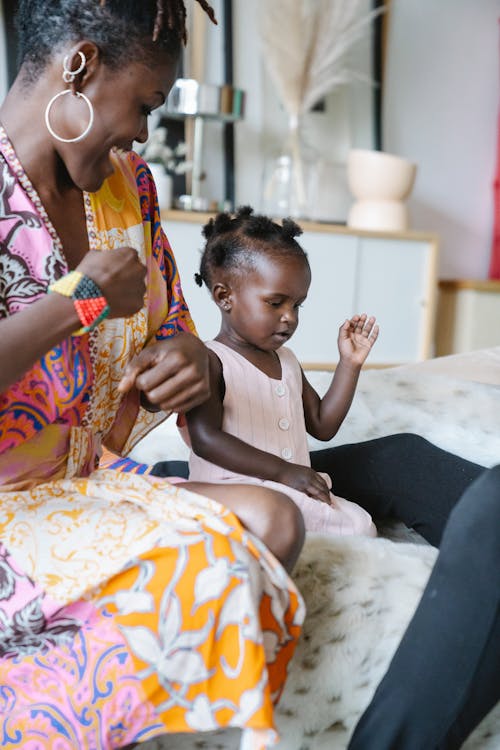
left=383, top=0, right=499, bottom=279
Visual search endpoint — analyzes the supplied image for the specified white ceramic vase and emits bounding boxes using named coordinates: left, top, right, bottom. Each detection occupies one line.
left=346, top=149, right=417, bottom=232
left=147, top=162, right=173, bottom=211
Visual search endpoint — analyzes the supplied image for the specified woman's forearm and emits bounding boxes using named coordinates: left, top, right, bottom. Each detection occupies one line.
left=0, top=294, right=80, bottom=393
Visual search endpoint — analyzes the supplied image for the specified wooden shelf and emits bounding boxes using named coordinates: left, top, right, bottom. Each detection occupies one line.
left=436, top=279, right=500, bottom=355
left=439, top=278, right=500, bottom=293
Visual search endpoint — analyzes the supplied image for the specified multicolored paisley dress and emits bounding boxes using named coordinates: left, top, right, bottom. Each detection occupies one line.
left=0, top=126, right=304, bottom=750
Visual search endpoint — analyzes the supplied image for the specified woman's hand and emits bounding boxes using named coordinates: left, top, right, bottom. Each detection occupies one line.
left=337, top=313, right=379, bottom=368
left=117, top=332, right=211, bottom=413
left=278, top=464, right=333, bottom=505
left=77, top=247, right=146, bottom=318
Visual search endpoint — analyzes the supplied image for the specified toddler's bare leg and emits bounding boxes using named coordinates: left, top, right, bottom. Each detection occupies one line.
left=183, top=482, right=305, bottom=572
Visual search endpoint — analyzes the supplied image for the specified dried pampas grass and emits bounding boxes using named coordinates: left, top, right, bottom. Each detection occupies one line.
left=259, top=0, right=384, bottom=215
left=259, top=0, right=384, bottom=120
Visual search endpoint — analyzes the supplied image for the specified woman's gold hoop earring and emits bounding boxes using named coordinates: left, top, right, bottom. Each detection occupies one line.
left=44, top=52, right=94, bottom=144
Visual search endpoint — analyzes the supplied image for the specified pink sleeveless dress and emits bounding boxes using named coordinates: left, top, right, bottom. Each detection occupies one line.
left=187, top=341, right=376, bottom=537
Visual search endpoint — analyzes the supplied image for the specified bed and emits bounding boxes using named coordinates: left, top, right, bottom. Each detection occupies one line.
left=130, top=347, right=500, bottom=750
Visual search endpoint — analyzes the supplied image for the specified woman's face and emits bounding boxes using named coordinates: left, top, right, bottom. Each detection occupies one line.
left=56, top=53, right=177, bottom=192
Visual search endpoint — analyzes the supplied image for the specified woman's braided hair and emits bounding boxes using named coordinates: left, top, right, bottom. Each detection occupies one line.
left=15, top=0, right=216, bottom=79
left=195, top=206, right=309, bottom=290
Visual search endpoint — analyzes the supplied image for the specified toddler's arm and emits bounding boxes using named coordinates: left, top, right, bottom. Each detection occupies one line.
left=186, top=350, right=332, bottom=504
left=303, top=313, right=378, bottom=441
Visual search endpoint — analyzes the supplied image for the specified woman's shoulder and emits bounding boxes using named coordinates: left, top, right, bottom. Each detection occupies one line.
left=108, top=150, right=153, bottom=189
left=121, top=150, right=153, bottom=185
left=127, top=150, right=152, bottom=175
left=105, top=150, right=157, bottom=224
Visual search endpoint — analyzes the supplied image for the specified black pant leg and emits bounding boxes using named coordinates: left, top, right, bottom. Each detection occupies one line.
left=347, top=465, right=500, bottom=750
left=310, top=434, right=485, bottom=545
left=150, top=460, right=189, bottom=479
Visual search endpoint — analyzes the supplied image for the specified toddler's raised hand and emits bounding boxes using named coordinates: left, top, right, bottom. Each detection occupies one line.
left=337, top=313, right=379, bottom=367
left=277, top=464, right=332, bottom=505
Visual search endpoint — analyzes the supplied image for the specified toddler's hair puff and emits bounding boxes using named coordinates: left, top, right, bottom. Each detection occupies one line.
left=197, top=205, right=308, bottom=290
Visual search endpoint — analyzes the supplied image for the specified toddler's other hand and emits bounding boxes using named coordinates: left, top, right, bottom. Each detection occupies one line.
left=278, top=464, right=332, bottom=504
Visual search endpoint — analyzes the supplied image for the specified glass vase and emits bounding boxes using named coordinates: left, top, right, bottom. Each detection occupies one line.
left=261, top=115, right=318, bottom=220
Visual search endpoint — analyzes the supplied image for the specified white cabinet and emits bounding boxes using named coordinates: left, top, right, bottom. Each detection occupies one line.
left=162, top=212, right=438, bottom=367
left=163, top=218, right=221, bottom=340
left=291, top=233, right=358, bottom=364
left=355, top=238, right=438, bottom=364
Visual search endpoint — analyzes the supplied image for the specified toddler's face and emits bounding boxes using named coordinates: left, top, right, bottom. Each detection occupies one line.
left=226, top=253, right=311, bottom=352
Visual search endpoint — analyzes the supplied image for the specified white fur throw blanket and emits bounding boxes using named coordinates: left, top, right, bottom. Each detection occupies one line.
left=133, top=348, right=500, bottom=749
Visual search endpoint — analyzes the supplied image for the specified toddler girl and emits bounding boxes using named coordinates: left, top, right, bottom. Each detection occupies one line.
left=184, top=206, right=378, bottom=536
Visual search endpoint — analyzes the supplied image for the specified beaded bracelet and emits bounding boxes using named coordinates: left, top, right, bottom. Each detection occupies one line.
left=49, top=270, right=110, bottom=335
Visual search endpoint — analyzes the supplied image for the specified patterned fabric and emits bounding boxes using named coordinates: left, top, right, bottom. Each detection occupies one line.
left=0, top=127, right=304, bottom=749
left=0, top=126, right=195, bottom=471
left=99, top=445, right=154, bottom=474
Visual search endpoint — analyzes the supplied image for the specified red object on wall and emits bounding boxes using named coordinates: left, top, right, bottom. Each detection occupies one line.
left=488, top=24, right=500, bottom=278
left=489, top=112, right=500, bottom=278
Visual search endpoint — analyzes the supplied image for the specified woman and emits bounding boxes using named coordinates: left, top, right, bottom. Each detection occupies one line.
left=0, top=2, right=305, bottom=748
